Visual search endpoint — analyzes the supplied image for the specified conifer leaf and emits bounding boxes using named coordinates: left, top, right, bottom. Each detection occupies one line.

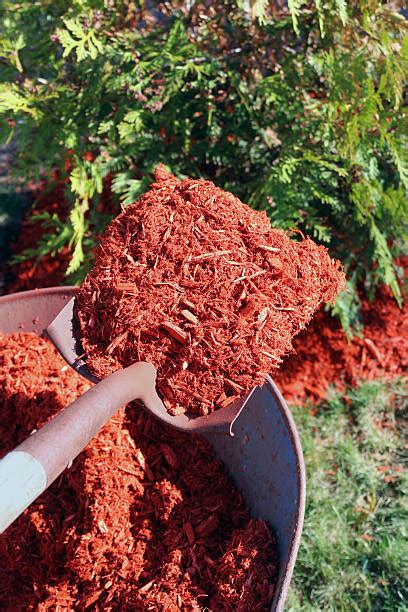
left=56, top=17, right=102, bottom=62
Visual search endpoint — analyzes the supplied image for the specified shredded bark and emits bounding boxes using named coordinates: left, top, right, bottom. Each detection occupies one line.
left=9, top=179, right=404, bottom=411
left=0, top=333, right=278, bottom=610
left=76, top=166, right=345, bottom=415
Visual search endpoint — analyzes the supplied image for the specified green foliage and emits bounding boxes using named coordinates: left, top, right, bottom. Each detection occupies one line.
left=0, top=0, right=406, bottom=325
left=56, top=17, right=103, bottom=61
left=288, top=380, right=408, bottom=610
left=11, top=211, right=73, bottom=261
left=0, top=83, right=40, bottom=118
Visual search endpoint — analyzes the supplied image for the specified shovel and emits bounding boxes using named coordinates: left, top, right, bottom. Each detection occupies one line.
left=0, top=297, right=255, bottom=532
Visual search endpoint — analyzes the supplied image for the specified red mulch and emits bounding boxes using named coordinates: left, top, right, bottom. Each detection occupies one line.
left=7, top=174, right=405, bottom=408
left=76, top=166, right=345, bottom=415
left=8, top=180, right=70, bottom=292
left=0, top=332, right=278, bottom=610
left=275, top=284, right=407, bottom=404
left=8, top=174, right=118, bottom=293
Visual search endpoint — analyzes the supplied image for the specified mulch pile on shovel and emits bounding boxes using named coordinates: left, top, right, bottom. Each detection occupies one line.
left=9, top=174, right=405, bottom=408
left=0, top=332, right=278, bottom=609
left=76, top=165, right=345, bottom=416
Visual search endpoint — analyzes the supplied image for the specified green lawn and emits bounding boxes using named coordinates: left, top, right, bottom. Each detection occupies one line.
left=287, top=380, right=407, bottom=611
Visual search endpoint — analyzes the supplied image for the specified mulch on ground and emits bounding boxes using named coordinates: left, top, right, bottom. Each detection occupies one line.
left=275, top=284, right=407, bottom=404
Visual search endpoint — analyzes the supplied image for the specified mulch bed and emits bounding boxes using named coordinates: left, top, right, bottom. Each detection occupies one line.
left=0, top=332, right=278, bottom=610
left=76, top=166, right=344, bottom=415
left=7, top=173, right=117, bottom=293
left=7, top=178, right=71, bottom=292
left=275, top=284, right=407, bottom=404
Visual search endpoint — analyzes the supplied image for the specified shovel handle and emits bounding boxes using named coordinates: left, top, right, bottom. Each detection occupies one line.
left=0, top=362, right=159, bottom=533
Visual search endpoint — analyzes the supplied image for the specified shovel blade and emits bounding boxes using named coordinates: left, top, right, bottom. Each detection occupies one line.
left=45, top=298, right=98, bottom=383
left=46, top=297, right=254, bottom=434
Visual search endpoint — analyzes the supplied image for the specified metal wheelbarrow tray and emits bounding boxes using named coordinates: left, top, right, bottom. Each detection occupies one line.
left=0, top=287, right=306, bottom=611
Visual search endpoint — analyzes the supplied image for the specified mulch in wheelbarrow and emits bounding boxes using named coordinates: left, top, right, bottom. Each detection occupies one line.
left=0, top=332, right=278, bottom=610
left=76, top=165, right=345, bottom=416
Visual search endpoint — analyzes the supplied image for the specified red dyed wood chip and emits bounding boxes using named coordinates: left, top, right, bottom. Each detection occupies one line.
left=76, top=166, right=345, bottom=415
left=0, top=333, right=278, bottom=609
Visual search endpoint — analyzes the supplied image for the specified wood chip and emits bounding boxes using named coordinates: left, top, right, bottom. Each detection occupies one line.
left=224, top=378, right=245, bottom=393
left=160, top=443, right=178, bottom=469
left=192, top=250, right=232, bottom=261
left=261, top=350, right=280, bottom=360
left=115, top=282, right=137, bottom=294
left=161, top=321, right=189, bottom=344
left=106, top=331, right=128, bottom=354
left=183, top=522, right=195, bottom=545
left=97, top=520, right=109, bottom=534
left=364, top=337, right=384, bottom=365
left=181, top=309, right=198, bottom=325
left=139, top=580, right=155, bottom=594
left=180, top=297, right=196, bottom=310
left=135, top=449, right=154, bottom=480
left=258, top=245, right=280, bottom=252
left=196, top=514, right=219, bottom=537
left=218, top=394, right=238, bottom=407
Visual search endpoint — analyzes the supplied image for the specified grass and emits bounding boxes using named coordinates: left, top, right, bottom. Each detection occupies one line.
left=287, top=380, right=408, bottom=611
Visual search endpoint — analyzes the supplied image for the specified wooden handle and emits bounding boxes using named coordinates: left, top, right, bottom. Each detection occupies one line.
left=0, top=451, right=47, bottom=532
left=0, top=362, right=160, bottom=533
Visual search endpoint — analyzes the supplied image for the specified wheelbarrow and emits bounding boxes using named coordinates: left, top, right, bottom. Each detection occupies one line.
left=0, top=286, right=306, bottom=611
